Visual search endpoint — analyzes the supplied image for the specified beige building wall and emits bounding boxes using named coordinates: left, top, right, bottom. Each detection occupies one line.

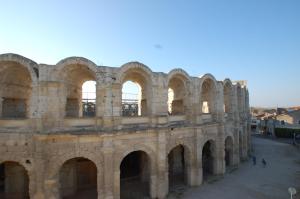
left=0, top=53, right=251, bottom=199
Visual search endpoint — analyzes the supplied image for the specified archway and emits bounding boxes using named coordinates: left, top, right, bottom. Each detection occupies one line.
left=225, top=136, right=234, bottom=168
left=167, top=76, right=187, bottom=115
left=0, top=62, right=32, bottom=119
left=200, top=78, right=217, bottom=114
left=168, top=145, right=187, bottom=190
left=0, top=161, right=29, bottom=198
left=59, top=158, right=97, bottom=199
left=120, top=66, right=152, bottom=117
left=61, top=64, right=97, bottom=118
left=202, top=140, right=215, bottom=181
left=120, top=151, right=150, bottom=199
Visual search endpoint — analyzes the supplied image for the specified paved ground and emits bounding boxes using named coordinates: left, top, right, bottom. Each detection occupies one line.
left=176, top=136, right=300, bottom=199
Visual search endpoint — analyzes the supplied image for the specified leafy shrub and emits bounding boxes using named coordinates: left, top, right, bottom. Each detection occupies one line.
left=275, top=128, right=300, bottom=138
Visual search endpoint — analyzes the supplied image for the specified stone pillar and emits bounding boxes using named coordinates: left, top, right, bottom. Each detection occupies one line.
left=190, top=79, right=200, bottom=125
left=0, top=97, right=3, bottom=117
left=101, top=137, right=114, bottom=199
left=28, top=83, right=39, bottom=119
left=215, top=82, right=225, bottom=122
left=156, top=132, right=168, bottom=199
left=78, top=88, right=83, bottom=118
left=96, top=74, right=121, bottom=129
left=195, top=128, right=204, bottom=185
left=113, top=168, right=120, bottom=199
left=37, top=81, right=65, bottom=132
left=103, top=149, right=114, bottom=199
left=233, top=129, right=240, bottom=166
left=152, top=74, right=168, bottom=116
left=213, top=136, right=225, bottom=175
left=187, top=151, right=200, bottom=186
left=242, top=124, right=248, bottom=159
left=32, top=159, right=46, bottom=199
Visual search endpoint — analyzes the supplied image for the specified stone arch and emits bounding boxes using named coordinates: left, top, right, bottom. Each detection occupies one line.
left=223, top=79, right=233, bottom=115
left=56, top=56, right=98, bottom=77
left=167, top=143, right=192, bottom=191
left=56, top=57, right=98, bottom=118
left=167, top=68, right=191, bottom=83
left=0, top=53, right=38, bottom=83
left=0, top=160, right=31, bottom=199
left=199, top=74, right=218, bottom=115
left=224, top=136, right=234, bottom=167
left=46, top=152, right=104, bottom=199
left=0, top=54, right=39, bottom=119
left=117, top=62, right=154, bottom=116
left=201, top=138, right=217, bottom=181
left=117, top=62, right=153, bottom=83
left=114, top=144, right=156, bottom=175
left=114, top=144, right=156, bottom=199
left=59, top=157, right=98, bottom=199
left=167, top=69, right=191, bottom=115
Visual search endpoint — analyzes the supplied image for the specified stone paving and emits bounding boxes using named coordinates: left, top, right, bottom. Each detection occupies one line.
left=178, top=136, right=300, bottom=199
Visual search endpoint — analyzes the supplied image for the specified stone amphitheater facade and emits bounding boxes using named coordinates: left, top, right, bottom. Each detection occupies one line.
left=0, top=53, right=250, bottom=199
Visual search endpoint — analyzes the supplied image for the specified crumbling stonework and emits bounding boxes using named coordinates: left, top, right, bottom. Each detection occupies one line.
left=0, top=53, right=251, bottom=199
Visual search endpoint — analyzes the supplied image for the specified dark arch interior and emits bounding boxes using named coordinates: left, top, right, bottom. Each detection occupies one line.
left=0, top=161, right=29, bottom=199
left=59, top=158, right=97, bottom=199
left=168, top=145, right=186, bottom=191
left=225, top=137, right=234, bottom=168
left=202, top=141, right=214, bottom=180
left=120, top=151, right=150, bottom=199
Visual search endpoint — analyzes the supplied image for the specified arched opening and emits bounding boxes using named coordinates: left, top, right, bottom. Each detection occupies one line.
left=63, top=64, right=96, bottom=118
left=0, top=161, right=29, bottom=198
left=120, top=151, right=150, bottom=199
left=59, top=158, right=97, bottom=199
left=200, top=78, right=216, bottom=114
left=168, top=76, right=187, bottom=115
left=202, top=140, right=215, bottom=181
left=122, top=81, right=141, bottom=116
left=121, top=69, right=151, bottom=117
left=168, top=145, right=187, bottom=191
left=225, top=136, right=234, bottom=168
left=0, top=62, right=32, bottom=119
left=223, top=82, right=232, bottom=114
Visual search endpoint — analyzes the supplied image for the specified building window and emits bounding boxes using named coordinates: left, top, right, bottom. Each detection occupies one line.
left=281, top=120, right=285, bottom=125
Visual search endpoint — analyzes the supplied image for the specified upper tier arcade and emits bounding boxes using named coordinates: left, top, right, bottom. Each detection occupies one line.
left=0, top=53, right=249, bottom=134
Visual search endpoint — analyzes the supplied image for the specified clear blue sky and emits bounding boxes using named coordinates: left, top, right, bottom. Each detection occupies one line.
left=1, top=0, right=299, bottom=107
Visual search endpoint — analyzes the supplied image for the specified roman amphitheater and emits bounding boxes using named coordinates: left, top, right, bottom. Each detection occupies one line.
left=0, top=53, right=250, bottom=199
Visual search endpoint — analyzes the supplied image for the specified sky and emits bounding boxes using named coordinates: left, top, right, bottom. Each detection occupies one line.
left=0, top=0, right=299, bottom=107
